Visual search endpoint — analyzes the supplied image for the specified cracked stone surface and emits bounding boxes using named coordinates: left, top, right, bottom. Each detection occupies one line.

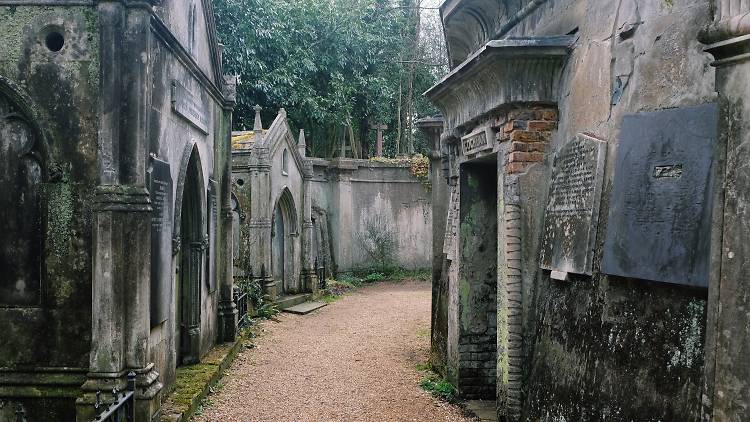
left=195, top=280, right=473, bottom=422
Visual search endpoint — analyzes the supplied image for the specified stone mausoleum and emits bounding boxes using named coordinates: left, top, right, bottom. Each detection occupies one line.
left=424, top=0, right=750, bottom=420
left=0, top=1, right=237, bottom=420
left=231, top=108, right=433, bottom=309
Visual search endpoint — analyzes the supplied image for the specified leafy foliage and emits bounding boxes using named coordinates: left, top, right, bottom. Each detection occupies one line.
left=214, top=0, right=447, bottom=158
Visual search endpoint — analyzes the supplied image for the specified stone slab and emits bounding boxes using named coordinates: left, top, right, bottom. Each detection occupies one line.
left=540, top=133, right=607, bottom=276
left=283, top=301, right=327, bottom=315
left=602, top=104, right=718, bottom=287
left=149, top=157, right=173, bottom=327
left=171, top=81, right=209, bottom=134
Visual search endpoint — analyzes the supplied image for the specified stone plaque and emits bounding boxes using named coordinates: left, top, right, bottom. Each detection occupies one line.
left=540, top=134, right=607, bottom=277
left=171, top=81, right=209, bottom=134
left=461, top=126, right=493, bottom=156
left=602, top=104, right=718, bottom=287
left=207, top=179, right=219, bottom=293
left=149, top=157, right=173, bottom=327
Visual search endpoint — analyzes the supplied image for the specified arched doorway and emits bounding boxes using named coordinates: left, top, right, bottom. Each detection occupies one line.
left=271, top=188, right=298, bottom=295
left=175, top=145, right=205, bottom=365
left=0, top=87, right=44, bottom=307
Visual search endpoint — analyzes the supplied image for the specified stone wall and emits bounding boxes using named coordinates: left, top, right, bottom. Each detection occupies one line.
left=429, top=0, right=718, bottom=420
left=0, top=5, right=99, bottom=420
left=309, top=158, right=432, bottom=274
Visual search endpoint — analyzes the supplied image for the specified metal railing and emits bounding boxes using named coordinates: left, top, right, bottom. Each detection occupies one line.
left=233, top=284, right=250, bottom=328
left=315, top=258, right=327, bottom=290
left=92, top=372, right=136, bottom=422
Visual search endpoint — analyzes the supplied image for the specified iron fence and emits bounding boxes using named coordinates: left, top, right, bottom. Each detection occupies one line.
left=92, top=372, right=136, bottom=422
left=234, top=285, right=250, bottom=328
left=316, top=258, right=327, bottom=290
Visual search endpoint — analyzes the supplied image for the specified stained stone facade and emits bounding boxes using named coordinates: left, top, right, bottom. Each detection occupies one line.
left=425, top=0, right=733, bottom=420
left=0, top=1, right=236, bottom=420
left=232, top=109, right=433, bottom=306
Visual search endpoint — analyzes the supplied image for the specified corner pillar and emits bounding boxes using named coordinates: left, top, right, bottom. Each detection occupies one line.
left=702, top=16, right=750, bottom=421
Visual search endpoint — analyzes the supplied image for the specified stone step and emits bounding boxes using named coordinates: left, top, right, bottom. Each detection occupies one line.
left=283, top=301, right=327, bottom=315
left=276, top=293, right=312, bottom=310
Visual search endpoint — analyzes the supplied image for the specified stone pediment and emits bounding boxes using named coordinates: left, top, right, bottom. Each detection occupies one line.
left=425, top=36, right=574, bottom=135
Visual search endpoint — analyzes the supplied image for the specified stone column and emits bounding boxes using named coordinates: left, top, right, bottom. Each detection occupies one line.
left=248, top=145, right=275, bottom=299
left=329, top=160, right=356, bottom=273
left=300, top=160, right=318, bottom=294
left=702, top=10, right=750, bottom=420
left=417, top=117, right=448, bottom=372
left=77, top=2, right=161, bottom=420
left=218, top=76, right=238, bottom=342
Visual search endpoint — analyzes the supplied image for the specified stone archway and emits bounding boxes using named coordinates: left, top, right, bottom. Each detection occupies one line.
left=0, top=83, right=46, bottom=307
left=174, top=144, right=206, bottom=365
left=271, top=187, right=298, bottom=295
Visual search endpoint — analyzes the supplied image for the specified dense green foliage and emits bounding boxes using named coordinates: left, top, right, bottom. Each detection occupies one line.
left=214, top=0, right=446, bottom=157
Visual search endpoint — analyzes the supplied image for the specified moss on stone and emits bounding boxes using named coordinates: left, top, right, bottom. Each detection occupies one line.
left=161, top=340, right=244, bottom=421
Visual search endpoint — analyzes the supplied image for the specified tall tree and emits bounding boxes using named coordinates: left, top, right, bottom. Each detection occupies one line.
left=214, top=0, right=447, bottom=158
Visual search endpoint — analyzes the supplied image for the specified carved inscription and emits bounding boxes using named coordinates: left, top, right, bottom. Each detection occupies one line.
left=540, top=134, right=607, bottom=276
left=461, top=127, right=492, bottom=156
left=149, top=157, right=173, bottom=326
left=602, top=104, right=718, bottom=287
left=171, top=81, right=209, bottom=134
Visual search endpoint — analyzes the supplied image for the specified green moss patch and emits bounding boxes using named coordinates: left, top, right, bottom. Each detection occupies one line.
left=160, top=341, right=244, bottom=421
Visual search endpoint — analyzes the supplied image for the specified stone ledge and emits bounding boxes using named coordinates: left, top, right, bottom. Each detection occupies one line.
left=159, top=339, right=245, bottom=422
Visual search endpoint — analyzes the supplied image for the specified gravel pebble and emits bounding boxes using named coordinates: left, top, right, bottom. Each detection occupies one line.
left=196, top=280, right=474, bottom=422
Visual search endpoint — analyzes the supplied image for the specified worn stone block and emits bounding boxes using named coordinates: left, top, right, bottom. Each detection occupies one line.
left=149, top=157, right=173, bottom=327
left=540, top=133, right=607, bottom=276
left=602, top=104, right=718, bottom=287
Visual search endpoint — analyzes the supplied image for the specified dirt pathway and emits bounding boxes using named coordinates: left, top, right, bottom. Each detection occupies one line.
left=196, top=280, right=473, bottom=422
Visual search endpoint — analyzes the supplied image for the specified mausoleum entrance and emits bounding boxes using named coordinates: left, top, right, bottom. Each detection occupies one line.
left=0, top=90, right=43, bottom=307
left=457, top=155, right=498, bottom=399
left=177, top=148, right=204, bottom=365
left=272, top=188, right=298, bottom=295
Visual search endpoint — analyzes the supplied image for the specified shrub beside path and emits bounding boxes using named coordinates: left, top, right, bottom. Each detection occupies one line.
left=195, top=279, right=474, bottom=422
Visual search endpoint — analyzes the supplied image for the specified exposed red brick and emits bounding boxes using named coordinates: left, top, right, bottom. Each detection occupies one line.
left=510, top=142, right=529, bottom=152
left=510, top=130, right=541, bottom=142
left=527, top=120, right=557, bottom=131
left=540, top=109, right=558, bottom=121
left=504, top=119, right=527, bottom=133
left=508, top=110, right=536, bottom=121
left=527, top=142, right=547, bottom=153
left=508, top=151, right=544, bottom=163
left=506, top=162, right=527, bottom=174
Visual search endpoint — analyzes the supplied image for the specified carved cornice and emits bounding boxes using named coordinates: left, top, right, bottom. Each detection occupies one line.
left=425, top=36, right=573, bottom=134
left=700, top=2, right=750, bottom=44
left=704, top=33, right=750, bottom=66
left=93, top=185, right=152, bottom=212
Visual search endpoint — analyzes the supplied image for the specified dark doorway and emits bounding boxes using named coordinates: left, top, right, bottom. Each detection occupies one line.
left=177, top=149, right=204, bottom=365
left=272, top=203, right=286, bottom=294
left=457, top=155, right=498, bottom=399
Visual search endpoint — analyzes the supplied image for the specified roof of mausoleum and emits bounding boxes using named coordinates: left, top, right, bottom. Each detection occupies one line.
left=231, top=130, right=267, bottom=150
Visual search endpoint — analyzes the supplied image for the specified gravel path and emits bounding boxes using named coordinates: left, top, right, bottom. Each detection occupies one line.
left=196, top=280, right=473, bottom=422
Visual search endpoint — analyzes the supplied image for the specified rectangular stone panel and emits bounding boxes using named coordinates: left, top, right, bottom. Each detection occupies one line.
left=171, top=81, right=209, bottom=134
left=208, top=179, right=219, bottom=293
left=461, top=126, right=493, bottom=156
left=602, top=104, right=718, bottom=287
left=540, top=133, right=607, bottom=276
left=149, top=157, right=173, bottom=327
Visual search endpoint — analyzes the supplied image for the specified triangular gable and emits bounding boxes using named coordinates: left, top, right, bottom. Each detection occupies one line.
left=260, top=110, right=306, bottom=173
left=153, top=0, right=224, bottom=87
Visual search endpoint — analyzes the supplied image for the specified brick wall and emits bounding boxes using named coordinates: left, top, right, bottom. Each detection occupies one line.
left=495, top=107, right=558, bottom=174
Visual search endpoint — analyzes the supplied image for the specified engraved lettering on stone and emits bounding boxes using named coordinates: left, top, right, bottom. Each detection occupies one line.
left=171, top=81, right=209, bottom=134
left=461, top=127, right=492, bottom=156
left=540, top=133, right=607, bottom=276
